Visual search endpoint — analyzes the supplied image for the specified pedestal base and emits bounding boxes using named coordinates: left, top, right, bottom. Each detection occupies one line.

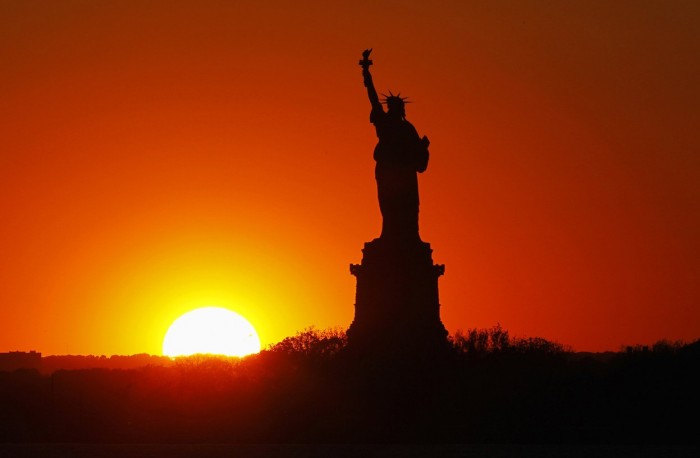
left=348, top=237, right=448, bottom=357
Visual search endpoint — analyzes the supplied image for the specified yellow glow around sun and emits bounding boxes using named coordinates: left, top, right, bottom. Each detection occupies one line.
left=162, top=307, right=261, bottom=357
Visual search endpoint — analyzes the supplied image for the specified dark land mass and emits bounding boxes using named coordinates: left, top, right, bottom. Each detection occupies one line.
left=1, top=327, right=698, bottom=449
left=1, top=443, right=699, bottom=458
left=0, top=352, right=172, bottom=374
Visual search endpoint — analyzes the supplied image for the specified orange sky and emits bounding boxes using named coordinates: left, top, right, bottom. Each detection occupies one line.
left=1, top=1, right=699, bottom=354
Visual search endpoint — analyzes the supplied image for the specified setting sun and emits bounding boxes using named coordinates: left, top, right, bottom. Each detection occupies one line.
left=162, top=307, right=261, bottom=357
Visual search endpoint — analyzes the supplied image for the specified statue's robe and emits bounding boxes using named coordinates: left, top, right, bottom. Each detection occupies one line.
left=370, top=106, right=429, bottom=241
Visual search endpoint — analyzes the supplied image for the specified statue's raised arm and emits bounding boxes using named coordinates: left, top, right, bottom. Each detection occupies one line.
left=359, top=49, right=382, bottom=112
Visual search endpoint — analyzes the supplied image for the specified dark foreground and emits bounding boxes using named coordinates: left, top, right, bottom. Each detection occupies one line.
left=1, top=444, right=699, bottom=458
left=1, top=329, right=698, bottom=446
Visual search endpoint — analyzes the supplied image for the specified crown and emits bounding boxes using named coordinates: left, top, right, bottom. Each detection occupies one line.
left=381, top=90, right=410, bottom=106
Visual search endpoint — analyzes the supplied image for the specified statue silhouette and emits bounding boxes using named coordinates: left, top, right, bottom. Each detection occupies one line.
left=360, top=49, right=430, bottom=241
left=349, top=50, right=448, bottom=359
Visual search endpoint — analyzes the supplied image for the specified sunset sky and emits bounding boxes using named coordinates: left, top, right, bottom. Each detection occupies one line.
left=1, top=0, right=698, bottom=355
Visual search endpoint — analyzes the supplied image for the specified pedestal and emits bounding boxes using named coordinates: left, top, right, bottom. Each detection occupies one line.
left=348, top=237, right=448, bottom=357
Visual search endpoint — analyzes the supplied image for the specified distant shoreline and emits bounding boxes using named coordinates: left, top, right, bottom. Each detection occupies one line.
left=1, top=443, right=699, bottom=458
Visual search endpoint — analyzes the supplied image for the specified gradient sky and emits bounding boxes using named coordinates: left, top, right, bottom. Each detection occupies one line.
left=1, top=0, right=698, bottom=355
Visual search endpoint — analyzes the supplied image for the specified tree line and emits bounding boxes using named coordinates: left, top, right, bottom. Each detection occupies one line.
left=1, top=326, right=698, bottom=443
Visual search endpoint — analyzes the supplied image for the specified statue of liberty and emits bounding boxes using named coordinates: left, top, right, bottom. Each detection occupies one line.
left=360, top=49, right=430, bottom=242
left=349, top=49, right=448, bottom=358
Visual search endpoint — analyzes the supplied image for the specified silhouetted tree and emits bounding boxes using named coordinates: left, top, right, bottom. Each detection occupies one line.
left=268, top=326, right=347, bottom=360
left=451, top=323, right=566, bottom=358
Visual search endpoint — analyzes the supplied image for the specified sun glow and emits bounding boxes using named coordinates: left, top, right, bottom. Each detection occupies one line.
left=162, top=307, right=261, bottom=357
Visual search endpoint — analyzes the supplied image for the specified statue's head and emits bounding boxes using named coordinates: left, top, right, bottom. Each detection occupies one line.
left=382, top=92, right=409, bottom=119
